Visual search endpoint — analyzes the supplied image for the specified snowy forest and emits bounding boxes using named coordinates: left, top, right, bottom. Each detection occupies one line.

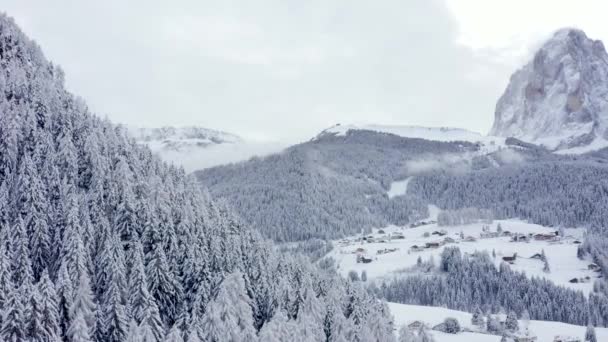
left=196, top=131, right=474, bottom=242
left=0, top=14, right=397, bottom=342
left=376, top=247, right=608, bottom=327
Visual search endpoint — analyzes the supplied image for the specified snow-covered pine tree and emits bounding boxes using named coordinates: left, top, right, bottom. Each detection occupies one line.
left=68, top=273, right=96, bottom=341
left=201, top=272, right=257, bottom=342
left=505, top=311, right=519, bottom=332
left=0, top=284, right=27, bottom=342
left=397, top=325, right=417, bottom=342
left=37, top=269, right=61, bottom=341
left=585, top=324, right=597, bottom=342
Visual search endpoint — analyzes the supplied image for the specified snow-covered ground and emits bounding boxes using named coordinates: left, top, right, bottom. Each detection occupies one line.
left=387, top=178, right=412, bottom=198
left=389, top=302, right=608, bottom=341
left=328, top=219, right=596, bottom=294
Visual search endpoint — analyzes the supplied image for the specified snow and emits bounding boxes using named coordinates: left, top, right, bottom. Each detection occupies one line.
left=127, top=125, right=288, bottom=172
left=387, top=178, right=412, bottom=198
left=323, top=124, right=505, bottom=146
left=389, top=302, right=608, bottom=341
left=328, top=219, right=596, bottom=294
left=146, top=140, right=288, bottom=172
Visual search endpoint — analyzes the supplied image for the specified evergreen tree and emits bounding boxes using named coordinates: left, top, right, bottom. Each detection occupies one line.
left=0, top=285, right=27, bottom=342
left=417, top=325, right=434, bottom=342
left=37, top=270, right=61, bottom=342
left=164, top=325, right=184, bottom=342
left=201, top=272, right=257, bottom=342
left=10, top=217, right=34, bottom=286
left=505, top=311, right=519, bottom=332
left=398, top=325, right=417, bottom=342
left=471, top=306, right=484, bottom=329
left=585, top=324, right=597, bottom=342
left=68, top=273, right=95, bottom=341
left=146, top=242, right=182, bottom=325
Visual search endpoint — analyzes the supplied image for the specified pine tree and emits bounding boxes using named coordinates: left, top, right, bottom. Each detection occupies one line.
left=417, top=325, right=435, bottom=342
left=164, top=325, right=184, bottom=342
left=124, top=319, right=141, bottom=342
left=398, top=325, right=417, bottom=342
left=98, top=252, right=128, bottom=342
left=0, top=229, right=12, bottom=317
left=201, top=272, right=257, bottom=342
left=146, top=242, right=182, bottom=325
left=0, top=285, right=27, bottom=342
left=128, top=241, right=164, bottom=340
left=37, top=270, right=61, bottom=341
left=505, top=311, right=519, bottom=332
left=68, top=273, right=96, bottom=341
left=585, top=324, right=597, bottom=342
left=471, top=306, right=484, bottom=329
left=258, top=310, right=297, bottom=341
left=10, top=217, right=34, bottom=287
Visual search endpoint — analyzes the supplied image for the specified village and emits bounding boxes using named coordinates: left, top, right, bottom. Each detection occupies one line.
left=327, top=218, right=605, bottom=340
left=330, top=217, right=600, bottom=296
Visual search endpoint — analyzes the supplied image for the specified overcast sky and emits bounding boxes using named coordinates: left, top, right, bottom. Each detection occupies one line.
left=4, top=0, right=608, bottom=142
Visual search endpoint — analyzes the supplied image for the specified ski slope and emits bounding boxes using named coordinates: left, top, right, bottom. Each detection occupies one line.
left=389, top=302, right=608, bottom=341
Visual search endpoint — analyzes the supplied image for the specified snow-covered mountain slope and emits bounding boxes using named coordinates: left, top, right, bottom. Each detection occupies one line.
left=128, top=126, right=286, bottom=171
left=389, top=303, right=608, bottom=341
left=321, top=124, right=504, bottom=145
left=491, top=28, right=608, bottom=151
left=128, top=126, right=242, bottom=151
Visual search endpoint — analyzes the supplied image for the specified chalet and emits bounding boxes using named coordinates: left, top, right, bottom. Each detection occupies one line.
left=431, top=230, right=447, bottom=236
left=464, top=236, right=477, bottom=242
left=407, top=321, right=425, bottom=330
left=502, top=253, right=517, bottom=262
left=410, top=245, right=425, bottom=252
left=444, top=237, right=456, bottom=244
left=425, top=242, right=441, bottom=249
left=361, top=256, right=373, bottom=264
left=511, top=234, right=528, bottom=242
left=502, top=230, right=512, bottom=236
left=480, top=231, right=499, bottom=239
left=514, top=336, right=537, bottom=342
left=391, top=233, right=405, bottom=240
left=569, top=276, right=591, bottom=284
left=377, top=248, right=398, bottom=255
left=588, top=263, right=601, bottom=272
left=534, top=233, right=557, bottom=241
left=553, top=336, right=581, bottom=342
left=530, top=253, right=543, bottom=260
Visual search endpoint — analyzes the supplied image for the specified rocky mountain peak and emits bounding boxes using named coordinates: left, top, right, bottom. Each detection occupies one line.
left=491, top=28, right=608, bottom=151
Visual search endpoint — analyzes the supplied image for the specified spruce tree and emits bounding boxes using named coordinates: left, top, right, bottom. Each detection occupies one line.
left=201, top=272, right=257, bottom=342
left=585, top=324, right=597, bottom=342
left=0, top=285, right=27, bottom=342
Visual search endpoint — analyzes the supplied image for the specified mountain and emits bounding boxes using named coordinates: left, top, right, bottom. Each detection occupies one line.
left=196, top=128, right=490, bottom=242
left=128, top=126, right=287, bottom=172
left=128, top=126, right=242, bottom=152
left=491, top=28, right=608, bottom=152
left=0, top=13, right=394, bottom=342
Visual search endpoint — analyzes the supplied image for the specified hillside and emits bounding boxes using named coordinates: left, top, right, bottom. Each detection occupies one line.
left=0, top=13, right=394, bottom=342
left=196, top=129, right=479, bottom=241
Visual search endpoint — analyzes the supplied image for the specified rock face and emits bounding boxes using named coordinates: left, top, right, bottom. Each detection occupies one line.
left=491, top=28, right=608, bottom=151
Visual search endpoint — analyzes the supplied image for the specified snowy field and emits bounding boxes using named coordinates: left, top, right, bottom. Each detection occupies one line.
left=389, top=302, right=608, bottom=341
left=328, top=218, right=595, bottom=294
